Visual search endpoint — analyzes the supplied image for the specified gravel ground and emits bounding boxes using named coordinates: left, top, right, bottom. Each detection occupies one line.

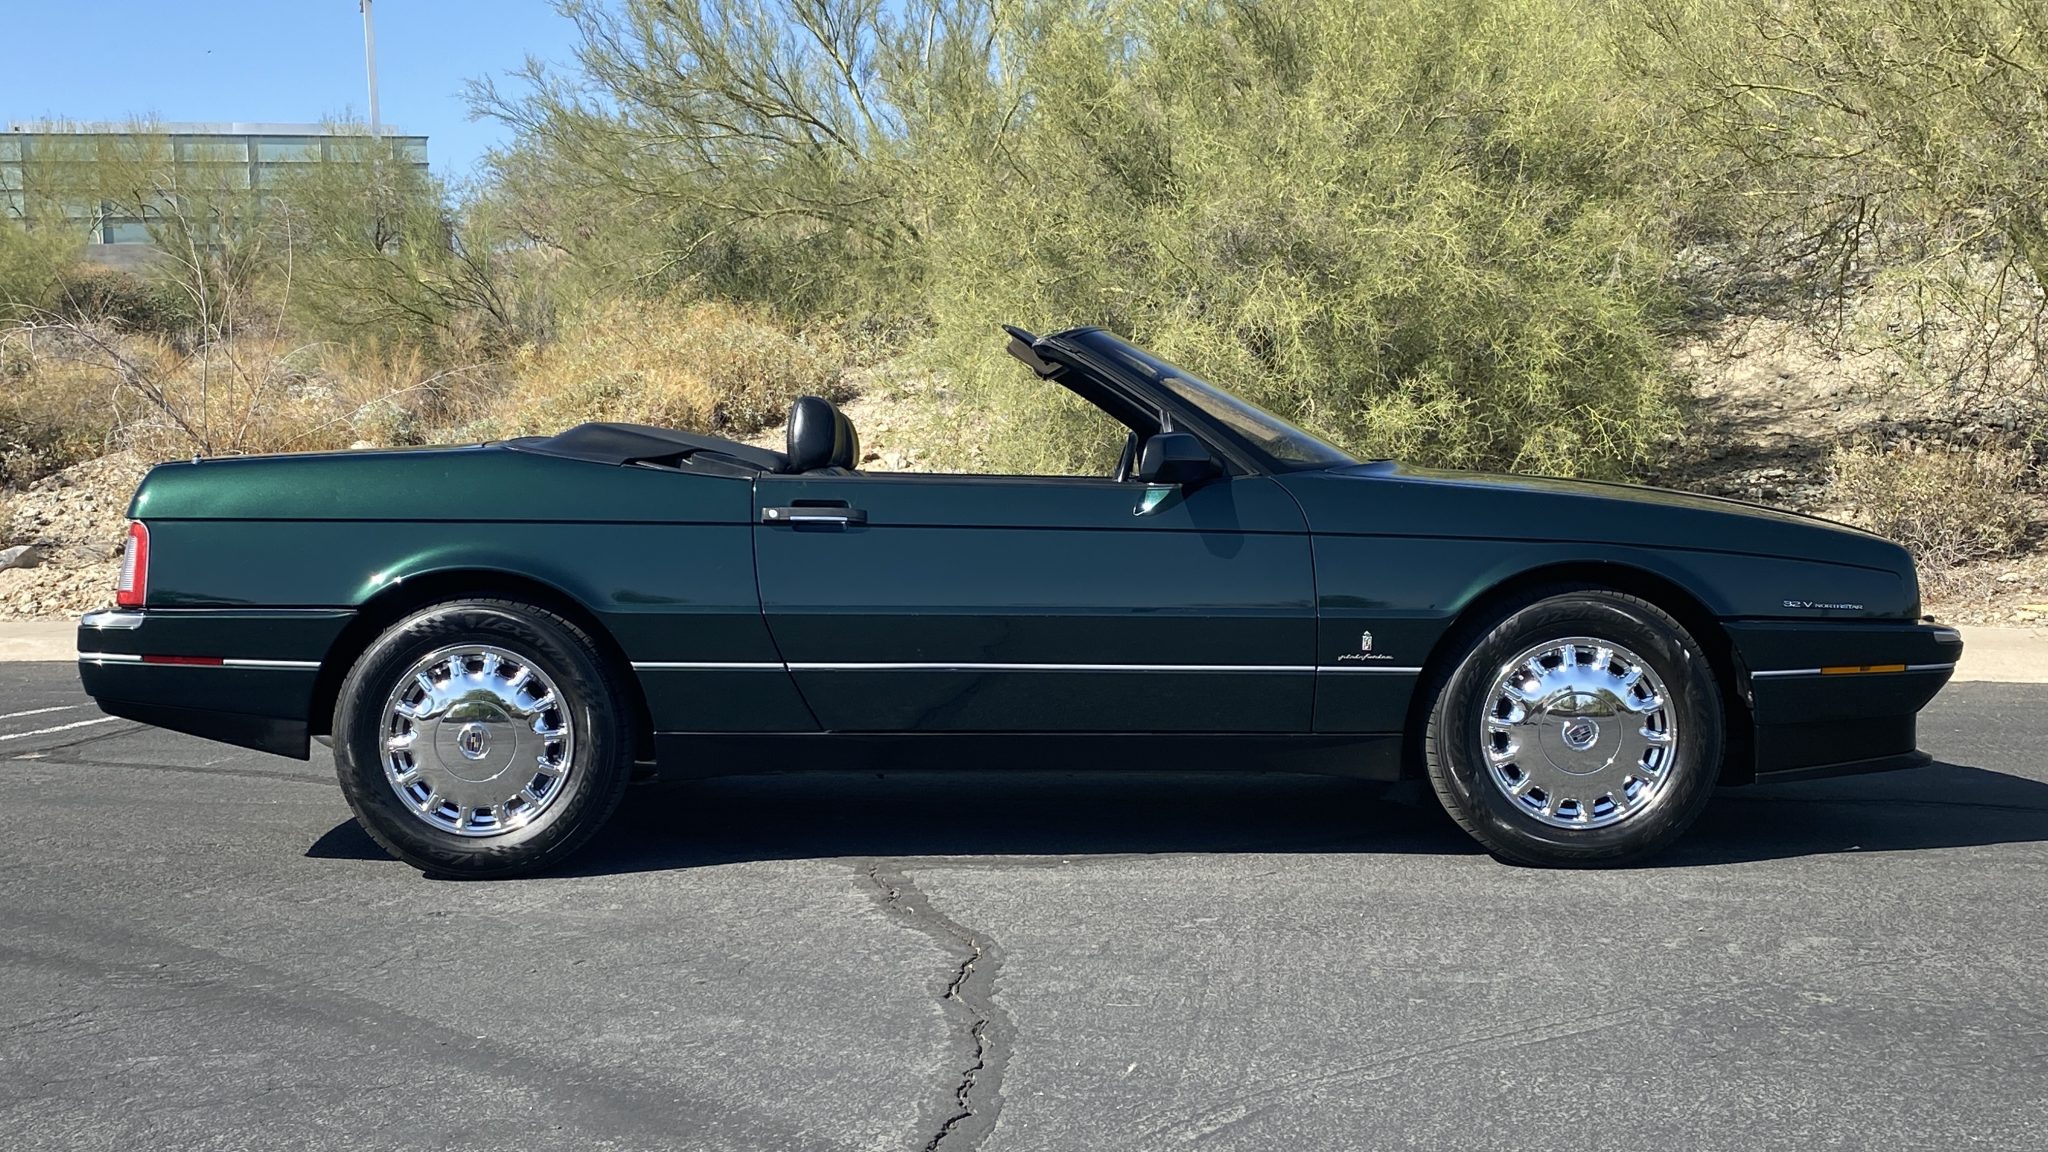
left=0, top=453, right=143, bottom=620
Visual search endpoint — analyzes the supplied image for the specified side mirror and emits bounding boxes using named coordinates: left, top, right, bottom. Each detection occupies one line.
left=1136, top=432, right=1222, bottom=487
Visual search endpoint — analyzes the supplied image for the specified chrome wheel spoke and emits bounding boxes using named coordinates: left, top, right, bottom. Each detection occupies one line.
left=379, top=644, right=575, bottom=839
left=1480, top=635, right=1678, bottom=831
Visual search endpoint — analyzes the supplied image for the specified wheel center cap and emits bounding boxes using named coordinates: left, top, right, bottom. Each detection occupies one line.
left=1560, top=717, right=1600, bottom=751
left=431, top=698, right=520, bottom=784
left=455, top=722, right=491, bottom=760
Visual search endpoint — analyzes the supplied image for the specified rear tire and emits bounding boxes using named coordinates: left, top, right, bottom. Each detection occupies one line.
left=1423, top=588, right=1723, bottom=867
left=333, top=598, right=634, bottom=879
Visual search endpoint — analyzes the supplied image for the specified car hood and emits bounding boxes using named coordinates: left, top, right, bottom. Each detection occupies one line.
left=1282, top=462, right=1910, bottom=573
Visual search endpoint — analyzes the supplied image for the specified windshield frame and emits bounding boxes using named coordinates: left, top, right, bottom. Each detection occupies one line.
left=1052, top=329, right=1358, bottom=474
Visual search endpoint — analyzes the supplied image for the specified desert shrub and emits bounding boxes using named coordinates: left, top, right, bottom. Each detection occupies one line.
left=480, top=0, right=1682, bottom=479
left=0, top=222, right=82, bottom=318
left=3, top=320, right=504, bottom=466
left=1827, top=441, right=2035, bottom=571
left=0, top=330, right=118, bottom=484
left=1626, top=0, right=2048, bottom=406
left=487, top=299, right=847, bottom=438
left=50, top=266, right=196, bottom=335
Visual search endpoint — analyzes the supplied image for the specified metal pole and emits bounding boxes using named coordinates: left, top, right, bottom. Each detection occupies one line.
left=361, top=0, right=381, bottom=138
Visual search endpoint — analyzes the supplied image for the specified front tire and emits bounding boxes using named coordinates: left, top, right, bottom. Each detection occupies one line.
left=1423, top=589, right=1724, bottom=866
left=333, top=599, right=634, bottom=879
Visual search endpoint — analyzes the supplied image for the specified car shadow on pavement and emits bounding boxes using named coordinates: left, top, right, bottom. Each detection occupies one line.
left=1666, top=761, right=2048, bottom=866
left=307, top=758, right=2048, bottom=875
left=309, top=770, right=1479, bottom=873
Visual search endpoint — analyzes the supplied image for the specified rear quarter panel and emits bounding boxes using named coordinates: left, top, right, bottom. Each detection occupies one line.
left=127, top=447, right=813, bottom=732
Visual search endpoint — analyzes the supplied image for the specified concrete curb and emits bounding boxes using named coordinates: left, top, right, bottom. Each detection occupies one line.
left=7, top=619, right=2044, bottom=681
left=0, top=622, right=77, bottom=663
left=1946, top=626, right=2048, bottom=683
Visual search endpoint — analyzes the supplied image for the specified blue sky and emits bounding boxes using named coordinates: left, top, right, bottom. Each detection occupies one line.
left=1, top=1, right=582, bottom=180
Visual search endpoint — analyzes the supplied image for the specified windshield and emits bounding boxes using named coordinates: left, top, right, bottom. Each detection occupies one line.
left=1075, top=331, right=1357, bottom=471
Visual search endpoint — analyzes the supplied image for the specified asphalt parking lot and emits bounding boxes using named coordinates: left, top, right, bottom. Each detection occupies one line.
left=2, top=661, right=2044, bottom=1152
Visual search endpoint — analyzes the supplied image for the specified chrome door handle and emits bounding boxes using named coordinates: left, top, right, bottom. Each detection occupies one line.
left=761, top=506, right=867, bottom=526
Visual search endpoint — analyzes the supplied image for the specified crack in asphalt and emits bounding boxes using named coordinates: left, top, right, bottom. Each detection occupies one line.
left=863, top=860, right=1011, bottom=1152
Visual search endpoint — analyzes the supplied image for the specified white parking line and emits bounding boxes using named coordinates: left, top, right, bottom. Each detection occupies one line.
left=0, top=716, right=119, bottom=741
left=0, top=704, right=80, bottom=723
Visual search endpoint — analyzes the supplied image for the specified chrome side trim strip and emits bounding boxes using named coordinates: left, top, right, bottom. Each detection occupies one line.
left=76, top=652, right=319, bottom=669
left=633, top=661, right=789, bottom=671
left=79, top=610, right=145, bottom=630
left=787, top=662, right=1321, bottom=673
left=1751, top=662, right=1957, bottom=680
left=630, top=661, right=1426, bottom=674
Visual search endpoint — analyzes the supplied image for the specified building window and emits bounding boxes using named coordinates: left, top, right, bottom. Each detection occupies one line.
left=255, top=137, right=320, bottom=162
left=103, top=219, right=153, bottom=244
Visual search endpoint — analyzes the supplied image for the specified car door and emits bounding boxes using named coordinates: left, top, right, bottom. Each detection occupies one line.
left=751, top=469, right=1315, bottom=732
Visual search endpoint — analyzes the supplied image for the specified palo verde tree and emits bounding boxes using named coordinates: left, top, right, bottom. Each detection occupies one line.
left=476, top=0, right=1689, bottom=478
left=1626, top=0, right=2048, bottom=405
left=272, top=136, right=538, bottom=355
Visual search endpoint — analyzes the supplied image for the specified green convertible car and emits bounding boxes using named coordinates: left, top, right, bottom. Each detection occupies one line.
left=78, top=326, right=1960, bottom=876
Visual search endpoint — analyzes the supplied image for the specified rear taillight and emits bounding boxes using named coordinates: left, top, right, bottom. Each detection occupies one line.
left=116, top=521, right=149, bottom=607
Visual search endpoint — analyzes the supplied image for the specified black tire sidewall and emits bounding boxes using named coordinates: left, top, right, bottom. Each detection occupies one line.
left=1430, top=592, right=1723, bottom=864
left=333, top=601, right=631, bottom=878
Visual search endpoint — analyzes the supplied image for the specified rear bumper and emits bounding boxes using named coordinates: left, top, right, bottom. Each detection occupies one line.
left=76, top=608, right=351, bottom=759
left=1726, top=620, right=1961, bottom=783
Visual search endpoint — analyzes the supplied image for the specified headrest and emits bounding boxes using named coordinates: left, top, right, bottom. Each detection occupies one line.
left=785, top=395, right=858, bottom=472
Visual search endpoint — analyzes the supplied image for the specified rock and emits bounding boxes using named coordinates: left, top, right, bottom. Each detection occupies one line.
left=0, top=545, right=41, bottom=571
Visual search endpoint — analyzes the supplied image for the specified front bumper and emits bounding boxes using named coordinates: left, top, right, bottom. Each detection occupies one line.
left=77, top=608, right=351, bottom=759
left=1727, top=620, right=1962, bottom=783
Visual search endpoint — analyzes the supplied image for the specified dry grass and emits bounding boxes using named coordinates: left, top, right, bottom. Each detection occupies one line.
left=483, top=299, right=848, bottom=439
left=1827, top=441, right=2037, bottom=575
left=0, top=323, right=503, bottom=465
left=0, top=298, right=855, bottom=489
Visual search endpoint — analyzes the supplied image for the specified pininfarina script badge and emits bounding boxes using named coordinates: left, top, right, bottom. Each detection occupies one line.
left=1337, top=630, right=1395, bottom=662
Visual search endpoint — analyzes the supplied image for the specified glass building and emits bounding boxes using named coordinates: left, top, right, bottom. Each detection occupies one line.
left=1, top=121, right=429, bottom=264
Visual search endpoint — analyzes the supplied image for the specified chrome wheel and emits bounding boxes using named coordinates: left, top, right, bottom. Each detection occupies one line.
left=380, top=644, right=575, bottom=837
left=1480, top=636, right=1678, bottom=829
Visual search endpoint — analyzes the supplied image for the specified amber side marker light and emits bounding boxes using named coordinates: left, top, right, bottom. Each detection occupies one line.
left=1820, top=664, right=1908, bottom=675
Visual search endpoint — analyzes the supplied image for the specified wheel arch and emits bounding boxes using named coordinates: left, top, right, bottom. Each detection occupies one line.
left=1403, top=560, right=1755, bottom=785
left=307, top=568, right=655, bottom=762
